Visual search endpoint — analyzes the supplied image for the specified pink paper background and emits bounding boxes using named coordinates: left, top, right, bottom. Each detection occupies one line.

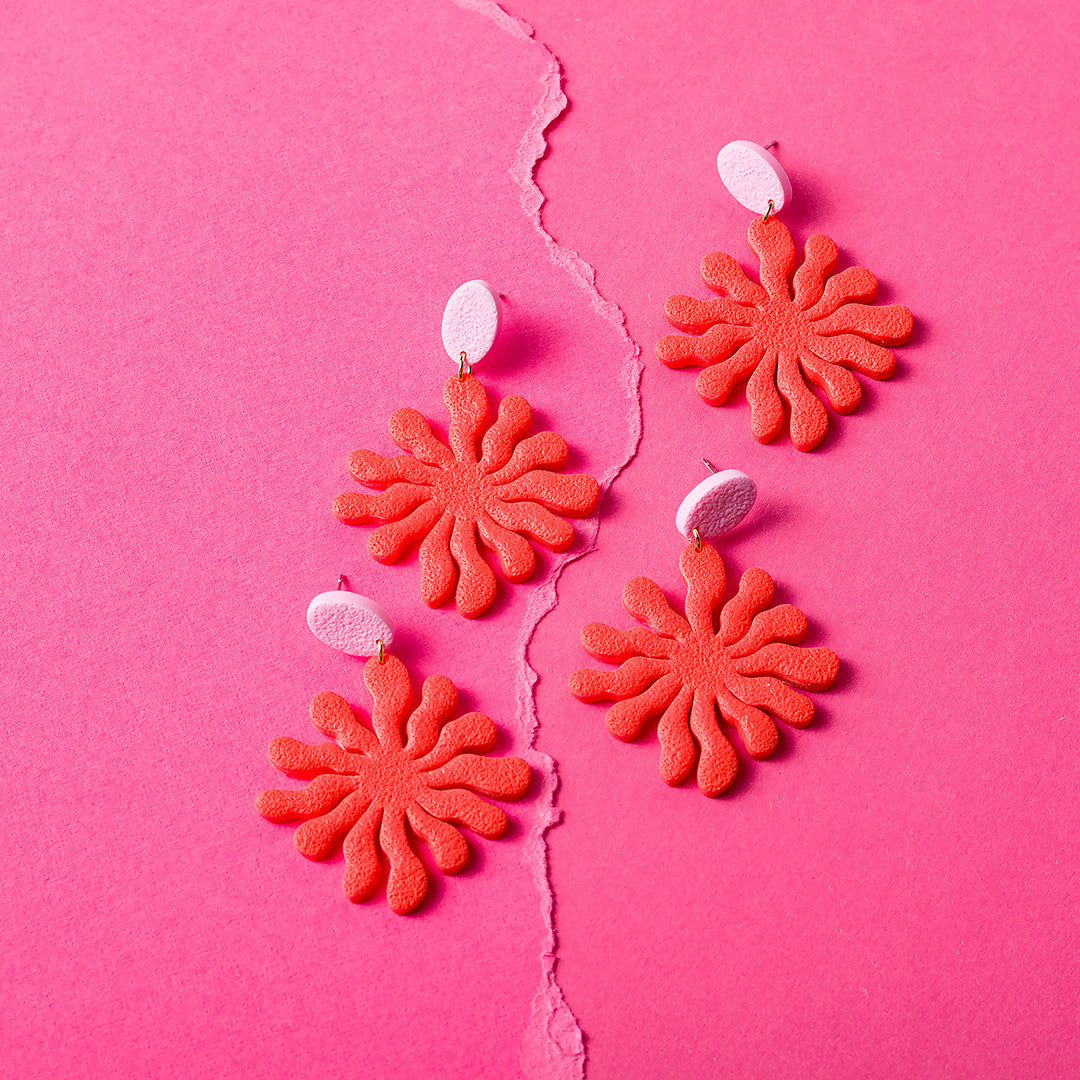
left=2, top=2, right=1078, bottom=1078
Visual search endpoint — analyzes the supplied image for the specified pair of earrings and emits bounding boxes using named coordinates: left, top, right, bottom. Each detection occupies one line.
left=569, top=140, right=912, bottom=791
left=258, top=142, right=912, bottom=911
left=257, top=282, right=599, bottom=914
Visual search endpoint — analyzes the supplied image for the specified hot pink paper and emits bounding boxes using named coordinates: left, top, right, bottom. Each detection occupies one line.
left=2, top=1, right=1079, bottom=1079
left=518, top=1, right=1080, bottom=1078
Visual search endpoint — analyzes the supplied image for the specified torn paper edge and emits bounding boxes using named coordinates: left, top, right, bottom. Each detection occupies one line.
left=452, top=3, right=643, bottom=1078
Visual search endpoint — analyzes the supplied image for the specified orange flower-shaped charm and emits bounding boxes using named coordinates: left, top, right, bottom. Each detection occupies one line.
left=335, top=374, right=599, bottom=618
left=658, top=217, right=913, bottom=450
left=257, top=655, right=530, bottom=913
left=570, top=542, right=838, bottom=797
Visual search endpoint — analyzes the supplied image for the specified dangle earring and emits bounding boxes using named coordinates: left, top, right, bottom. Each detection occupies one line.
left=569, top=466, right=839, bottom=797
left=333, top=282, right=600, bottom=618
left=256, top=578, right=531, bottom=914
left=657, top=141, right=914, bottom=451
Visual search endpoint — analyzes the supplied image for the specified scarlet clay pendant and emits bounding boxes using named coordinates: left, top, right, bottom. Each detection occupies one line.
left=259, top=589, right=531, bottom=915
left=335, top=283, right=599, bottom=618
left=569, top=467, right=838, bottom=797
left=658, top=142, right=913, bottom=451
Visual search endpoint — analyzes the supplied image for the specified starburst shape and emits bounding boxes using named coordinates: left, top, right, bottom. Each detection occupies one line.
left=334, top=374, right=600, bottom=618
left=657, top=216, right=913, bottom=451
left=569, top=542, right=839, bottom=797
left=256, top=655, right=530, bottom=914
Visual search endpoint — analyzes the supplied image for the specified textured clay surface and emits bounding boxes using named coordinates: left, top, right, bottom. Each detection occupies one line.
left=306, top=591, right=394, bottom=657
left=334, top=373, right=600, bottom=618
left=658, top=217, right=913, bottom=450
left=675, top=469, right=757, bottom=540
left=257, top=654, right=530, bottom=914
left=441, top=279, right=502, bottom=368
left=569, top=542, right=838, bottom=796
left=715, top=140, right=791, bottom=214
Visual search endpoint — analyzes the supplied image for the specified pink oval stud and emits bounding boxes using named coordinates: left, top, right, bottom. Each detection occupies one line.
left=675, top=469, right=757, bottom=540
left=441, top=280, right=502, bottom=368
left=306, top=591, right=394, bottom=657
left=716, top=141, right=792, bottom=215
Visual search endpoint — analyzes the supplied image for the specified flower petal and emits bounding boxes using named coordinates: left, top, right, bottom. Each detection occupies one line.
left=810, top=333, right=895, bottom=379
left=658, top=685, right=695, bottom=786
left=419, top=509, right=455, bottom=608
left=415, top=711, right=497, bottom=771
left=748, top=216, right=796, bottom=301
left=700, top=250, right=768, bottom=305
left=798, top=348, right=862, bottom=414
left=719, top=567, right=775, bottom=646
left=403, top=673, right=457, bottom=760
left=380, top=809, right=428, bottom=915
left=424, top=754, right=530, bottom=800
left=309, top=691, right=379, bottom=755
left=695, top=340, right=765, bottom=405
left=746, top=349, right=784, bottom=444
left=659, top=322, right=754, bottom=369
left=487, top=499, right=574, bottom=552
left=388, top=407, right=454, bottom=467
left=814, top=302, right=913, bottom=346
left=363, top=654, right=413, bottom=752
left=294, top=789, right=370, bottom=860
left=716, top=685, right=780, bottom=758
left=602, top=673, right=682, bottom=741
left=792, top=234, right=838, bottom=310
left=405, top=803, right=470, bottom=875
left=656, top=333, right=711, bottom=369
left=348, top=448, right=436, bottom=489
left=255, top=773, right=363, bottom=823
left=495, top=470, right=599, bottom=517
left=723, top=671, right=815, bottom=729
left=665, top=294, right=754, bottom=334
left=332, top=484, right=432, bottom=525
left=578, top=622, right=672, bottom=663
left=567, top=655, right=670, bottom=703
left=367, top=499, right=443, bottom=563
left=342, top=803, right=383, bottom=903
left=623, top=576, right=690, bottom=638
left=805, top=265, right=878, bottom=318
left=450, top=516, right=497, bottom=619
left=443, top=372, right=488, bottom=464
left=679, top=542, right=726, bottom=635
left=733, top=643, right=840, bottom=692
left=476, top=510, right=536, bottom=583
left=479, top=393, right=531, bottom=473
left=413, top=786, right=508, bottom=839
left=776, top=350, right=829, bottom=451
left=486, top=431, right=569, bottom=484
left=726, top=603, right=807, bottom=659
left=265, top=736, right=363, bottom=780
left=689, top=692, right=739, bottom=796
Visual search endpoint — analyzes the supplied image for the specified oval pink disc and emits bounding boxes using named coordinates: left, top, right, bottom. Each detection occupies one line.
left=676, top=469, right=757, bottom=540
left=441, top=280, right=502, bottom=367
left=306, top=591, right=394, bottom=657
left=716, top=141, right=792, bottom=215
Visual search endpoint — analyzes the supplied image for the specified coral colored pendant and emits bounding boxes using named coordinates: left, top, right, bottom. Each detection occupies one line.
left=257, top=653, right=530, bottom=914
left=569, top=471, right=838, bottom=797
left=335, top=285, right=599, bottom=618
left=658, top=145, right=913, bottom=451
